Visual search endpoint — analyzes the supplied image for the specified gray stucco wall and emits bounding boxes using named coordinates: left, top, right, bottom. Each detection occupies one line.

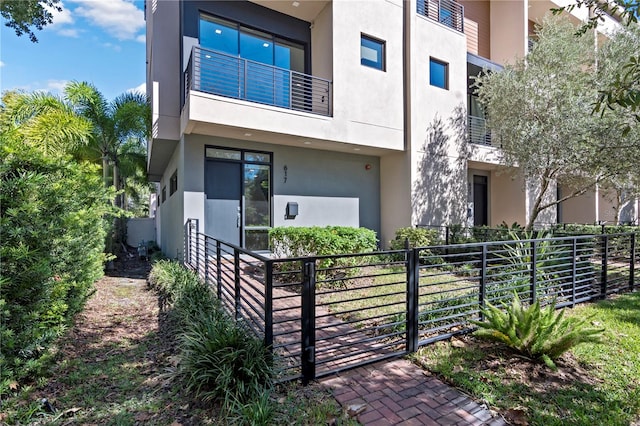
left=183, top=135, right=381, bottom=238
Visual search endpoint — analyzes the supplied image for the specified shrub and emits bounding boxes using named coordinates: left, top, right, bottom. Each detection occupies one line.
left=179, top=308, right=273, bottom=411
left=270, top=226, right=378, bottom=258
left=389, top=227, right=442, bottom=250
left=269, top=226, right=378, bottom=283
left=0, top=142, right=113, bottom=395
left=471, top=292, right=603, bottom=370
left=148, top=261, right=274, bottom=414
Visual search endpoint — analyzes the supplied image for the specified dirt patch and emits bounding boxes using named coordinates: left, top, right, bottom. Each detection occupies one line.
left=33, top=249, right=210, bottom=425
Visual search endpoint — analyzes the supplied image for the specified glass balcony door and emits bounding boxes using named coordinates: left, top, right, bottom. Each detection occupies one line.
left=199, top=14, right=304, bottom=109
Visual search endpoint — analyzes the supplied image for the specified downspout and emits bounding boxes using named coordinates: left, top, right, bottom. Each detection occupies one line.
left=403, top=0, right=411, bottom=153
left=403, top=0, right=412, bottom=227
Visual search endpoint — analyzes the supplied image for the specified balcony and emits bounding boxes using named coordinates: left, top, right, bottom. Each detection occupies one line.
left=417, top=0, right=464, bottom=33
left=184, top=46, right=332, bottom=117
left=468, top=115, right=492, bottom=146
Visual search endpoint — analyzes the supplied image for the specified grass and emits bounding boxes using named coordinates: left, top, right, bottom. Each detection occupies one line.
left=412, top=291, right=640, bottom=426
left=317, top=266, right=478, bottom=324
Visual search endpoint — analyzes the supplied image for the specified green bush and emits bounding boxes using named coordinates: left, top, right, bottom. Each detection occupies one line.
left=0, top=141, right=113, bottom=395
left=471, top=292, right=603, bottom=370
left=389, top=227, right=442, bottom=250
left=270, top=226, right=378, bottom=258
left=179, top=308, right=273, bottom=411
left=148, top=261, right=273, bottom=416
left=269, top=226, right=378, bottom=283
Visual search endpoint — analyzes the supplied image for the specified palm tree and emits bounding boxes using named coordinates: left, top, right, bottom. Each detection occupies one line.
left=0, top=90, right=91, bottom=156
left=64, top=81, right=151, bottom=209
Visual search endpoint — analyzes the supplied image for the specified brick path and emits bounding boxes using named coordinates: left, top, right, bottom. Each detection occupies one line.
left=320, top=359, right=507, bottom=425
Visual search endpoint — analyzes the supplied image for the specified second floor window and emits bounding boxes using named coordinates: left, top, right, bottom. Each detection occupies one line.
left=199, top=14, right=304, bottom=73
left=430, top=57, right=449, bottom=89
left=361, top=34, right=385, bottom=71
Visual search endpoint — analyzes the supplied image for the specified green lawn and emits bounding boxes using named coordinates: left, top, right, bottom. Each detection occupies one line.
left=412, top=291, right=640, bottom=426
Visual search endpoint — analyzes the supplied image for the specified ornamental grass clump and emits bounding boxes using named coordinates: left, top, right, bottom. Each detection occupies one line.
left=471, top=292, right=603, bottom=370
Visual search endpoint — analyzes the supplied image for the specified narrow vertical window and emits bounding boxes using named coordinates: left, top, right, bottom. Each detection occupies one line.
left=361, top=34, right=385, bottom=71
left=429, top=58, right=449, bottom=89
left=161, top=186, right=167, bottom=203
left=169, top=171, right=178, bottom=196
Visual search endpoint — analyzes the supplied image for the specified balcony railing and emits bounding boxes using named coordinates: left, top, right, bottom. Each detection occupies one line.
left=468, top=115, right=492, bottom=146
left=417, top=0, right=464, bottom=33
left=184, top=46, right=332, bottom=117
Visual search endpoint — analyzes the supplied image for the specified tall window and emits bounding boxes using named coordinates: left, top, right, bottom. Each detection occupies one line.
left=199, top=15, right=305, bottom=72
left=199, top=14, right=305, bottom=108
left=361, top=34, right=385, bottom=71
left=430, top=57, right=449, bottom=89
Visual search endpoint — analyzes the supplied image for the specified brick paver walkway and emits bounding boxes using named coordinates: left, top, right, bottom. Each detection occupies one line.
left=320, top=359, right=507, bottom=425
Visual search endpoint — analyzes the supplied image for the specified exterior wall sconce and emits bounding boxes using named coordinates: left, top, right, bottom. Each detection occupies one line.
left=286, top=202, right=298, bottom=219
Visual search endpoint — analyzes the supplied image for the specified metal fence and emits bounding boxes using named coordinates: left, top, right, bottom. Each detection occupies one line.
left=184, top=46, right=332, bottom=116
left=417, top=0, right=464, bottom=32
left=184, top=219, right=638, bottom=384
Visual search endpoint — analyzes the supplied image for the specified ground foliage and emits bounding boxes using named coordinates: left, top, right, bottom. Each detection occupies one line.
left=414, top=291, right=640, bottom=425
left=471, top=293, right=603, bottom=370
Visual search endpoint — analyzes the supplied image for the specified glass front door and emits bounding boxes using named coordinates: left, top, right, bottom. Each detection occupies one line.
left=205, top=147, right=272, bottom=251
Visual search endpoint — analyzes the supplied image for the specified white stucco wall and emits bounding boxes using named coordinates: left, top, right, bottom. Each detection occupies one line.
left=410, top=7, right=468, bottom=227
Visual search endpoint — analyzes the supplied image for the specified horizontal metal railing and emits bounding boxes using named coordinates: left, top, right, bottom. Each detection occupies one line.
left=468, top=115, right=492, bottom=146
left=184, top=219, right=639, bottom=384
left=184, top=46, right=332, bottom=116
left=417, top=0, right=464, bottom=32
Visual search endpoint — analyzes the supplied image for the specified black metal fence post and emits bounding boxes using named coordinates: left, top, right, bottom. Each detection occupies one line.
left=406, top=248, right=419, bottom=354
left=301, top=260, right=316, bottom=385
left=530, top=240, right=538, bottom=304
left=601, top=234, right=609, bottom=299
left=630, top=233, right=635, bottom=291
left=264, top=260, right=273, bottom=349
left=216, top=241, right=222, bottom=299
left=479, top=244, right=487, bottom=320
left=234, top=248, right=241, bottom=320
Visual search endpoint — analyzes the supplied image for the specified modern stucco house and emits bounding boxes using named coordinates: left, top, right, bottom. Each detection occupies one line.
left=146, top=0, right=634, bottom=257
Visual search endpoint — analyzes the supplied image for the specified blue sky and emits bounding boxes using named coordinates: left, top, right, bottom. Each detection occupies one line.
left=0, top=0, right=146, bottom=102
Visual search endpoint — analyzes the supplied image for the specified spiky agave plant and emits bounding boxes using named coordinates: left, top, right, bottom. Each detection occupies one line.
left=471, top=292, right=603, bottom=370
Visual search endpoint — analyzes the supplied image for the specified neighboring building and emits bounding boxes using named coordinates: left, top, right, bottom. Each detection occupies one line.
left=146, top=0, right=626, bottom=256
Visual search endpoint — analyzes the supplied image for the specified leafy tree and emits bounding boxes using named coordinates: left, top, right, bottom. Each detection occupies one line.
left=1, top=0, right=61, bottom=42
left=554, top=0, right=640, bottom=121
left=475, top=17, right=606, bottom=228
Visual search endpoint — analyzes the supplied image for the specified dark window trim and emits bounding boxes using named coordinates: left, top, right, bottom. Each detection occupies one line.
left=204, top=145, right=272, bottom=165
left=360, top=33, right=386, bottom=71
left=161, top=186, right=167, bottom=203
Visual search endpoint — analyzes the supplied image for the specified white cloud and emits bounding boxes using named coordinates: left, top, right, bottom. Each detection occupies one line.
left=46, top=80, right=70, bottom=94
left=127, top=82, right=146, bottom=95
left=70, top=0, right=145, bottom=41
left=44, top=2, right=82, bottom=38
left=136, top=34, right=146, bottom=43
left=46, top=1, right=74, bottom=27
left=103, top=42, right=122, bottom=52
left=58, top=28, right=80, bottom=37
left=0, top=61, right=5, bottom=68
